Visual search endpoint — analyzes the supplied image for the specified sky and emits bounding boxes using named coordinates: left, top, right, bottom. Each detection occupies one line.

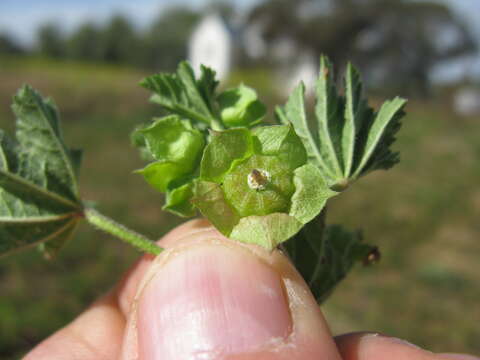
left=0, top=0, right=479, bottom=82
left=0, top=0, right=256, bottom=45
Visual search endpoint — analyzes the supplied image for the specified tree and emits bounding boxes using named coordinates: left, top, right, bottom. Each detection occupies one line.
left=0, top=32, right=25, bottom=55
left=98, top=15, right=140, bottom=65
left=143, top=6, right=200, bottom=70
left=247, top=0, right=477, bottom=96
left=37, top=23, right=65, bottom=58
left=66, top=22, right=102, bottom=61
left=351, top=0, right=477, bottom=95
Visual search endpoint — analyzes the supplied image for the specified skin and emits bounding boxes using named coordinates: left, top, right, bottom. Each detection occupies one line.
left=24, top=220, right=479, bottom=360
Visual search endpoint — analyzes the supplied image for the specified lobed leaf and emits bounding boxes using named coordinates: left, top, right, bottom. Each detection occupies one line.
left=314, top=56, right=344, bottom=180
left=283, top=223, right=377, bottom=303
left=277, top=55, right=407, bottom=189
left=140, top=61, right=218, bottom=126
left=0, top=86, right=83, bottom=258
left=352, top=97, right=406, bottom=177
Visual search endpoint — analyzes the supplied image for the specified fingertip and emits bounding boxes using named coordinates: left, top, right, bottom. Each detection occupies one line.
left=116, top=218, right=216, bottom=316
left=335, top=332, right=478, bottom=360
left=120, top=224, right=342, bottom=360
left=438, top=354, right=480, bottom=360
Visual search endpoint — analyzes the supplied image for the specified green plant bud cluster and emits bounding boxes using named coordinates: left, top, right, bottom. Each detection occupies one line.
left=134, top=62, right=268, bottom=217
left=193, top=125, right=337, bottom=250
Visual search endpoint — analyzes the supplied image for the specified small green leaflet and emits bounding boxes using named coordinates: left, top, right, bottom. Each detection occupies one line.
left=276, top=55, right=407, bottom=189
left=140, top=61, right=266, bottom=130
left=0, top=86, right=83, bottom=259
left=140, top=62, right=220, bottom=127
left=283, top=222, right=377, bottom=303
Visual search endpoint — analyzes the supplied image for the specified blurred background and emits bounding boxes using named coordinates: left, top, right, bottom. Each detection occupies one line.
left=0, top=0, right=479, bottom=358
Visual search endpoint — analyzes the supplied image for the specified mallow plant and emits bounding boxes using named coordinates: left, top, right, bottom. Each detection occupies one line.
left=0, top=56, right=406, bottom=303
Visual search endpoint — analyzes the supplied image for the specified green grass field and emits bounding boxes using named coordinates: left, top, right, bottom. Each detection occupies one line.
left=0, top=57, right=479, bottom=359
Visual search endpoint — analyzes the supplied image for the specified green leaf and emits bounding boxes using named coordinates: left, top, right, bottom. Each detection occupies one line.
left=352, top=97, right=406, bottom=177
left=217, top=84, right=266, bottom=127
left=140, top=61, right=219, bottom=126
left=198, top=65, right=220, bottom=112
left=12, top=86, right=81, bottom=201
left=275, top=83, right=335, bottom=182
left=200, top=128, right=254, bottom=182
left=284, top=223, right=377, bottom=303
left=0, top=86, right=83, bottom=258
left=314, top=56, right=344, bottom=179
left=342, top=62, right=364, bottom=177
left=277, top=55, right=407, bottom=189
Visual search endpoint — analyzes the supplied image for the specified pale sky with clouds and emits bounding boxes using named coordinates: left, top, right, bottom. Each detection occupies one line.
left=0, top=0, right=479, bottom=81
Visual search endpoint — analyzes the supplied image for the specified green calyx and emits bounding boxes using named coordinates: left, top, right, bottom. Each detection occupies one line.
left=193, top=125, right=337, bottom=250
left=134, top=115, right=205, bottom=217
left=217, top=84, right=266, bottom=128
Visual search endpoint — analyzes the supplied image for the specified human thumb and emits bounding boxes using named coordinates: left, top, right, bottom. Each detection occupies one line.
left=120, top=220, right=342, bottom=360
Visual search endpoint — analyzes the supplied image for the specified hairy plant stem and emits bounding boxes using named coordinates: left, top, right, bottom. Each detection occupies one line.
left=84, top=207, right=162, bottom=255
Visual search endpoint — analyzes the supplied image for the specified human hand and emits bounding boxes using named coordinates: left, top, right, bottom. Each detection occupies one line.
left=25, top=220, right=479, bottom=360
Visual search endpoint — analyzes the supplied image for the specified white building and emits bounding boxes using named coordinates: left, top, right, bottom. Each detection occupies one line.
left=188, top=13, right=233, bottom=81
left=188, top=13, right=319, bottom=96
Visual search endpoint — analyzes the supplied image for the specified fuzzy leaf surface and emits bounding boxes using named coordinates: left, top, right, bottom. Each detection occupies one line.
left=0, top=86, right=83, bottom=258
left=140, top=61, right=219, bottom=126
left=284, top=223, right=376, bottom=303
left=276, top=55, right=407, bottom=189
